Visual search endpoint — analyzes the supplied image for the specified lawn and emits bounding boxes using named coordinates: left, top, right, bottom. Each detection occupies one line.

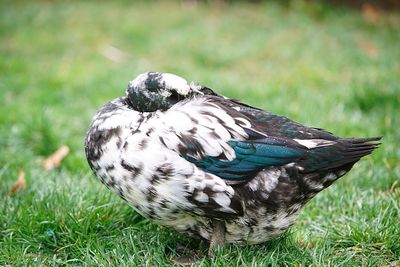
left=0, top=1, right=399, bottom=266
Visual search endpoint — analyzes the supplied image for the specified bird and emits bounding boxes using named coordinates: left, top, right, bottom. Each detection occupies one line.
left=85, top=71, right=380, bottom=259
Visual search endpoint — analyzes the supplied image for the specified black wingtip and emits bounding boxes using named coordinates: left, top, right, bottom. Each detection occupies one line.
left=346, top=136, right=382, bottom=150
left=301, top=136, right=381, bottom=173
left=338, top=136, right=382, bottom=162
left=347, top=136, right=382, bottom=143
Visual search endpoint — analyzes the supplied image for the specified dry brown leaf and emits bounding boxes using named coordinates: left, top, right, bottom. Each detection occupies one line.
left=358, top=40, right=379, bottom=58
left=362, top=3, right=382, bottom=24
left=8, top=170, right=26, bottom=196
left=43, top=145, right=70, bottom=171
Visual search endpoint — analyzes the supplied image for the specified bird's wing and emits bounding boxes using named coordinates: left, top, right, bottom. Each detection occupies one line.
left=223, top=98, right=338, bottom=140
left=219, top=97, right=380, bottom=174
left=154, top=95, right=309, bottom=184
left=186, top=138, right=306, bottom=184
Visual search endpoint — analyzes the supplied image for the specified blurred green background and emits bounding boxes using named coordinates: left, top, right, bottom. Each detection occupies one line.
left=1, top=1, right=399, bottom=266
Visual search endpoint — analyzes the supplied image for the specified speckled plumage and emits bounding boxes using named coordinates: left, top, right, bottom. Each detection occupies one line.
left=85, top=72, right=380, bottom=245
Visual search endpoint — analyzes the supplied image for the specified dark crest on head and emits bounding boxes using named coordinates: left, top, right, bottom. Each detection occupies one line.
left=126, top=72, right=194, bottom=112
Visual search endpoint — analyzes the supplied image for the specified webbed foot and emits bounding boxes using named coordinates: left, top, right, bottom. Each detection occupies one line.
left=169, top=243, right=204, bottom=266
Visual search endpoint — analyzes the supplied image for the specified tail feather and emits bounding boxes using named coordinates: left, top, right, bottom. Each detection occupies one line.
left=301, top=136, right=381, bottom=173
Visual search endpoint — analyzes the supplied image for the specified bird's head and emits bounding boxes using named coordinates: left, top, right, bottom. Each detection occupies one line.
left=126, top=72, right=198, bottom=112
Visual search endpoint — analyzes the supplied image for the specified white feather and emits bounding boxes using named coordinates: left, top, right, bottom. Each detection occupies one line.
left=293, top=138, right=335, bottom=149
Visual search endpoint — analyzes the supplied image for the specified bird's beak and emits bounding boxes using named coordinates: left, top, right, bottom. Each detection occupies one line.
left=190, top=82, right=204, bottom=95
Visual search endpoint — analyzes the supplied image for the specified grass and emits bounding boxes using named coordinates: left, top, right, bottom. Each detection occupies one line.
left=0, top=1, right=399, bottom=266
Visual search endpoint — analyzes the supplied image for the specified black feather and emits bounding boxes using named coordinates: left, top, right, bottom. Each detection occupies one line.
left=300, top=137, right=381, bottom=172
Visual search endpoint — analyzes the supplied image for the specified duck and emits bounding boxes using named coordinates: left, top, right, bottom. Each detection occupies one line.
left=84, top=71, right=380, bottom=259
